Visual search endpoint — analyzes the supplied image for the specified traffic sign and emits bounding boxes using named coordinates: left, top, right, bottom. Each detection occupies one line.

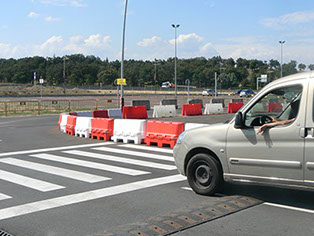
left=39, top=79, right=44, bottom=84
left=117, top=78, right=126, bottom=85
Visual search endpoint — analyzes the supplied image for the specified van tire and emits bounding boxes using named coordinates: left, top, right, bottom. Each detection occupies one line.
left=186, top=153, right=223, bottom=196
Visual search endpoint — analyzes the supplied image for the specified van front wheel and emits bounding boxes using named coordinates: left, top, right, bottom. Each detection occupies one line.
left=186, top=153, right=223, bottom=195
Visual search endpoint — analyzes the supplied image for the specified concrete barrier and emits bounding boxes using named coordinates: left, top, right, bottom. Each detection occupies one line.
left=75, top=117, right=92, bottom=138
left=232, top=98, right=243, bottom=103
left=188, top=99, right=203, bottom=108
left=108, top=109, right=123, bottom=119
left=153, top=105, right=177, bottom=118
left=212, top=98, right=225, bottom=107
left=132, top=100, right=151, bottom=110
left=204, top=103, right=223, bottom=114
left=111, top=119, right=147, bottom=144
left=185, top=123, right=209, bottom=131
left=76, top=111, right=93, bottom=117
left=160, top=99, right=178, bottom=109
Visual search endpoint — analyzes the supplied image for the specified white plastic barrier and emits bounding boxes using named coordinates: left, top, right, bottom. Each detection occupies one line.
left=108, top=109, right=123, bottom=119
left=204, top=103, right=223, bottom=114
left=153, top=105, right=177, bottom=118
left=59, top=114, right=69, bottom=133
left=111, top=119, right=147, bottom=144
left=76, top=111, right=93, bottom=117
left=185, top=123, right=209, bottom=131
left=75, top=117, right=92, bottom=138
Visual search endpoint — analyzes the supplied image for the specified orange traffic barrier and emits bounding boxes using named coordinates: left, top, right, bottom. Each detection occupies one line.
left=267, top=102, right=282, bottom=113
left=144, top=121, right=184, bottom=148
left=65, top=115, right=77, bottom=135
left=227, top=102, right=243, bottom=113
left=181, top=104, right=202, bottom=116
left=122, top=106, right=148, bottom=119
left=91, top=118, right=114, bottom=141
left=58, top=113, right=63, bottom=130
left=93, top=110, right=109, bottom=118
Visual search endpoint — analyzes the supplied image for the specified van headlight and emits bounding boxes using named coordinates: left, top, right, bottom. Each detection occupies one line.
left=176, top=131, right=186, bottom=144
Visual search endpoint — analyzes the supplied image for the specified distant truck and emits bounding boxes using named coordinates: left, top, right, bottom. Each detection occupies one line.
left=161, top=82, right=174, bottom=88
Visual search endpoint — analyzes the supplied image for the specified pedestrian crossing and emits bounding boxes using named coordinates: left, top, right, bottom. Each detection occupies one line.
left=0, top=143, right=176, bottom=203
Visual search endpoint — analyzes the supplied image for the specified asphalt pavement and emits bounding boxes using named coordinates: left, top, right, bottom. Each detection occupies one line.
left=0, top=113, right=313, bottom=236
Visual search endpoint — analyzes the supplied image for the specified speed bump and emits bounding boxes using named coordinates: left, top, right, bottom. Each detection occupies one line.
left=95, top=195, right=262, bottom=236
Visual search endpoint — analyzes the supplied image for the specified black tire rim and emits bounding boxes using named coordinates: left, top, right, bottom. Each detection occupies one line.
left=194, top=161, right=213, bottom=187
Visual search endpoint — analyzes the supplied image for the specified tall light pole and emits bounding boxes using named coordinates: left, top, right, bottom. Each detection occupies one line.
left=172, top=24, right=180, bottom=98
left=63, top=56, right=68, bottom=84
left=154, top=59, right=159, bottom=85
left=279, top=40, right=285, bottom=78
left=120, top=0, right=128, bottom=108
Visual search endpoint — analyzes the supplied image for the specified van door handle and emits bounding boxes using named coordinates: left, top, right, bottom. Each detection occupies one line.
left=300, top=128, right=306, bottom=138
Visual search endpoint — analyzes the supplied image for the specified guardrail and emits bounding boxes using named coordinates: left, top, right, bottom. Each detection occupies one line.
left=0, top=99, right=119, bottom=117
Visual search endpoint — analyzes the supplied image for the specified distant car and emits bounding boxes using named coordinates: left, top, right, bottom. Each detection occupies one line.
left=240, top=89, right=255, bottom=97
left=232, top=89, right=242, bottom=95
left=202, top=89, right=217, bottom=96
left=161, top=82, right=174, bottom=88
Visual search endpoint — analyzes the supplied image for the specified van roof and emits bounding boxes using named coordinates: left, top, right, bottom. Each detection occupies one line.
left=265, top=71, right=313, bottom=88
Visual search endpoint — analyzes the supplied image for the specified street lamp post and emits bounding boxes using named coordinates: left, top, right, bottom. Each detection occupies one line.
left=172, top=24, right=180, bottom=98
left=63, top=56, right=68, bottom=83
left=279, top=41, right=285, bottom=78
left=120, top=0, right=128, bottom=108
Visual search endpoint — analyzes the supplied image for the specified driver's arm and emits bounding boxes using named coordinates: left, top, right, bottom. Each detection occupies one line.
left=257, top=118, right=296, bottom=135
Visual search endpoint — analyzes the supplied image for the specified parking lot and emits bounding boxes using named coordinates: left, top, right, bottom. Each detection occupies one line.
left=0, top=112, right=313, bottom=236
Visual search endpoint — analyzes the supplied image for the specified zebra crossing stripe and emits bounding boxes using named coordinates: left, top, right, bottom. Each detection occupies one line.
left=0, top=170, right=64, bottom=192
left=30, top=153, right=150, bottom=176
left=0, top=174, right=186, bottom=221
left=0, top=143, right=112, bottom=158
left=0, top=158, right=110, bottom=183
left=0, top=193, right=12, bottom=201
left=121, top=144, right=173, bottom=154
left=92, top=147, right=174, bottom=162
left=63, top=150, right=177, bottom=170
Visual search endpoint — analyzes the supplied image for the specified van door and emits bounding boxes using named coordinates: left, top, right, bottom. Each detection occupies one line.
left=304, top=78, right=314, bottom=186
left=226, top=81, right=307, bottom=185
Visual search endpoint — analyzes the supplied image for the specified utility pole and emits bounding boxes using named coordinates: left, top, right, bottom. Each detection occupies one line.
left=120, top=0, right=128, bottom=108
left=279, top=41, right=285, bottom=78
left=171, top=24, right=180, bottom=98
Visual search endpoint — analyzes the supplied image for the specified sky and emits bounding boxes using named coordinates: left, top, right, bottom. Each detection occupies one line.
left=0, top=0, right=314, bottom=65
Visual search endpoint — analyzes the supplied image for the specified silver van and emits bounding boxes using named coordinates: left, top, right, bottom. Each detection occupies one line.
left=173, top=71, right=314, bottom=195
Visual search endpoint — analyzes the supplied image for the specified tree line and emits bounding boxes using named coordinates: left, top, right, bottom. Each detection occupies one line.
left=0, top=54, right=313, bottom=89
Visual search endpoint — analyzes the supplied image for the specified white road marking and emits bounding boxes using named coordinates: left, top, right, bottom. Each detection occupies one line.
left=30, top=153, right=150, bottom=176
left=0, top=174, right=186, bottom=221
left=264, top=202, right=314, bottom=214
left=0, top=158, right=110, bottom=183
left=63, top=150, right=177, bottom=170
left=0, top=142, right=113, bottom=158
left=181, top=187, right=193, bottom=191
left=93, top=147, right=174, bottom=162
left=0, top=170, right=64, bottom=192
left=121, top=144, right=173, bottom=154
left=0, top=193, right=12, bottom=200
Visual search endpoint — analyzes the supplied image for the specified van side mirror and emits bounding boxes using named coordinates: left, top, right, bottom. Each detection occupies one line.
left=234, top=112, right=244, bottom=129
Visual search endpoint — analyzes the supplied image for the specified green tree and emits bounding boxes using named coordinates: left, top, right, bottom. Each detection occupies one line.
left=298, top=63, right=306, bottom=71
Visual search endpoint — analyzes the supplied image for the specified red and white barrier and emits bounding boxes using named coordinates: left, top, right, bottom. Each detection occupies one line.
left=111, top=119, right=147, bottom=144
left=75, top=117, right=92, bottom=138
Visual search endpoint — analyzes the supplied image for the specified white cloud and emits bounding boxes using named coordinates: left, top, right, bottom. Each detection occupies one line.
left=28, top=12, right=40, bottom=18
left=169, top=33, right=204, bottom=46
left=137, top=36, right=162, bottom=47
left=1, top=25, right=9, bottom=29
left=45, top=16, right=61, bottom=22
left=261, top=11, right=314, bottom=29
left=84, top=34, right=111, bottom=48
left=40, top=0, right=86, bottom=7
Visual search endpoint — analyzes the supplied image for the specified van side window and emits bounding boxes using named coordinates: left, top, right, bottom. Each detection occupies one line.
left=244, top=85, right=302, bottom=127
